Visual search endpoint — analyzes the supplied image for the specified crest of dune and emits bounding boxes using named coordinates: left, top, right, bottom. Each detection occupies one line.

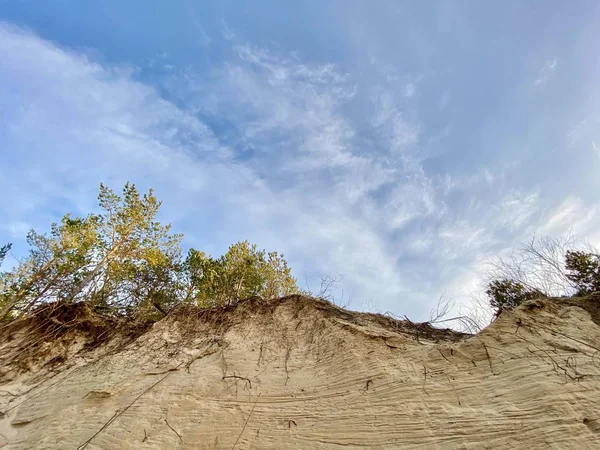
left=1, top=295, right=599, bottom=449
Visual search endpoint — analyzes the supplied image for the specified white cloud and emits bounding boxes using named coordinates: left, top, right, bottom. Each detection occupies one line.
left=0, top=22, right=423, bottom=315
left=538, top=197, right=600, bottom=237
left=2, top=22, right=599, bottom=323
left=0, top=23, right=248, bottom=242
left=534, top=58, right=558, bottom=86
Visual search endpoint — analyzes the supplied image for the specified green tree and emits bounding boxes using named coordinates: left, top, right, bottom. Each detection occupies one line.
left=565, top=250, right=600, bottom=296
left=0, top=184, right=303, bottom=321
left=0, top=243, right=10, bottom=268
left=0, top=216, right=100, bottom=319
left=180, top=241, right=299, bottom=307
left=82, top=183, right=182, bottom=314
left=0, top=183, right=182, bottom=319
left=262, top=250, right=299, bottom=299
left=486, top=279, right=540, bottom=316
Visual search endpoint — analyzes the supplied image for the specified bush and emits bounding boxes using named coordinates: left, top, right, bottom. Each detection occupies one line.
left=565, top=250, right=600, bottom=296
left=485, top=279, right=540, bottom=316
left=484, top=235, right=600, bottom=317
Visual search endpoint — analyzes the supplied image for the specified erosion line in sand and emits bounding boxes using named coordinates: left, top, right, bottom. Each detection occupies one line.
left=437, top=349, right=452, bottom=365
left=446, top=375, right=461, bottom=406
left=232, top=392, right=262, bottom=450
left=284, top=347, right=291, bottom=385
left=222, top=375, right=252, bottom=389
left=482, top=343, right=494, bottom=374
left=525, top=320, right=600, bottom=352
left=164, top=416, right=183, bottom=442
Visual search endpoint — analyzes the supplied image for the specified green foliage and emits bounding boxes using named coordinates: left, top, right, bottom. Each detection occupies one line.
left=0, top=244, right=11, bottom=308
left=0, top=216, right=101, bottom=318
left=1, top=183, right=182, bottom=319
left=180, top=241, right=299, bottom=307
left=0, top=243, right=10, bottom=268
left=486, top=279, right=539, bottom=315
left=87, top=183, right=183, bottom=313
left=1, top=183, right=300, bottom=321
left=565, top=250, right=600, bottom=296
left=262, top=250, right=299, bottom=299
left=484, top=236, right=600, bottom=320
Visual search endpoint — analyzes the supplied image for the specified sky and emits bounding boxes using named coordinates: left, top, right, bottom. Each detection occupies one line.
left=1, top=1, right=599, bottom=321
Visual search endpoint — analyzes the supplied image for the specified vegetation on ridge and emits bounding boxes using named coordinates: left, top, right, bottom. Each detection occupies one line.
left=0, top=183, right=300, bottom=321
left=1, top=182, right=598, bottom=326
left=485, top=235, right=600, bottom=317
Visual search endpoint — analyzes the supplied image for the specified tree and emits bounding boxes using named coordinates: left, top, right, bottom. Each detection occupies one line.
left=480, top=235, right=600, bottom=320
left=0, top=183, right=302, bottom=321
left=262, top=251, right=299, bottom=299
left=0, top=243, right=10, bottom=268
left=83, top=183, right=182, bottom=314
left=180, top=241, right=299, bottom=307
left=485, top=279, right=540, bottom=316
left=0, top=183, right=182, bottom=319
left=0, top=216, right=100, bottom=319
left=179, top=249, right=224, bottom=308
left=565, top=250, right=600, bottom=296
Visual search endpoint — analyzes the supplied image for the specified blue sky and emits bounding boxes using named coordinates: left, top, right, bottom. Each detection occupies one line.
left=1, top=1, right=599, bottom=320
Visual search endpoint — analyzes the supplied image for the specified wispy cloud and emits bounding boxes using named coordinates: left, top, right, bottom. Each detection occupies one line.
left=1, top=21, right=599, bottom=321
left=0, top=22, right=423, bottom=313
left=538, top=197, right=600, bottom=238
left=534, top=58, right=558, bottom=86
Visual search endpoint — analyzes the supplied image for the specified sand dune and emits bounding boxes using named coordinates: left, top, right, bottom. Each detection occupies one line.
left=1, top=295, right=599, bottom=449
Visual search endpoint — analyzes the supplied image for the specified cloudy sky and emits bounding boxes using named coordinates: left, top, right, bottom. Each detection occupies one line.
left=1, top=1, right=599, bottom=320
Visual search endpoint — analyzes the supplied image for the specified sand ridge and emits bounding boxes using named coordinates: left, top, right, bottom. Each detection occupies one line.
left=0, top=295, right=599, bottom=449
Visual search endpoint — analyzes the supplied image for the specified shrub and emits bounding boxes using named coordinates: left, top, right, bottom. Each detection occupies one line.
left=565, top=250, right=600, bottom=296
left=486, top=278, right=540, bottom=316
left=483, top=235, right=600, bottom=317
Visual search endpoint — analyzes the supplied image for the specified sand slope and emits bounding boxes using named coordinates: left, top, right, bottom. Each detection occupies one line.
left=1, top=296, right=599, bottom=449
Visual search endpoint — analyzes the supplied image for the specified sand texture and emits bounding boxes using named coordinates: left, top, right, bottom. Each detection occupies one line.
left=1, top=296, right=599, bottom=449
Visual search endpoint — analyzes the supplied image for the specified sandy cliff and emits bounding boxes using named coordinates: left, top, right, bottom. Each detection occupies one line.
left=1, top=295, right=599, bottom=449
